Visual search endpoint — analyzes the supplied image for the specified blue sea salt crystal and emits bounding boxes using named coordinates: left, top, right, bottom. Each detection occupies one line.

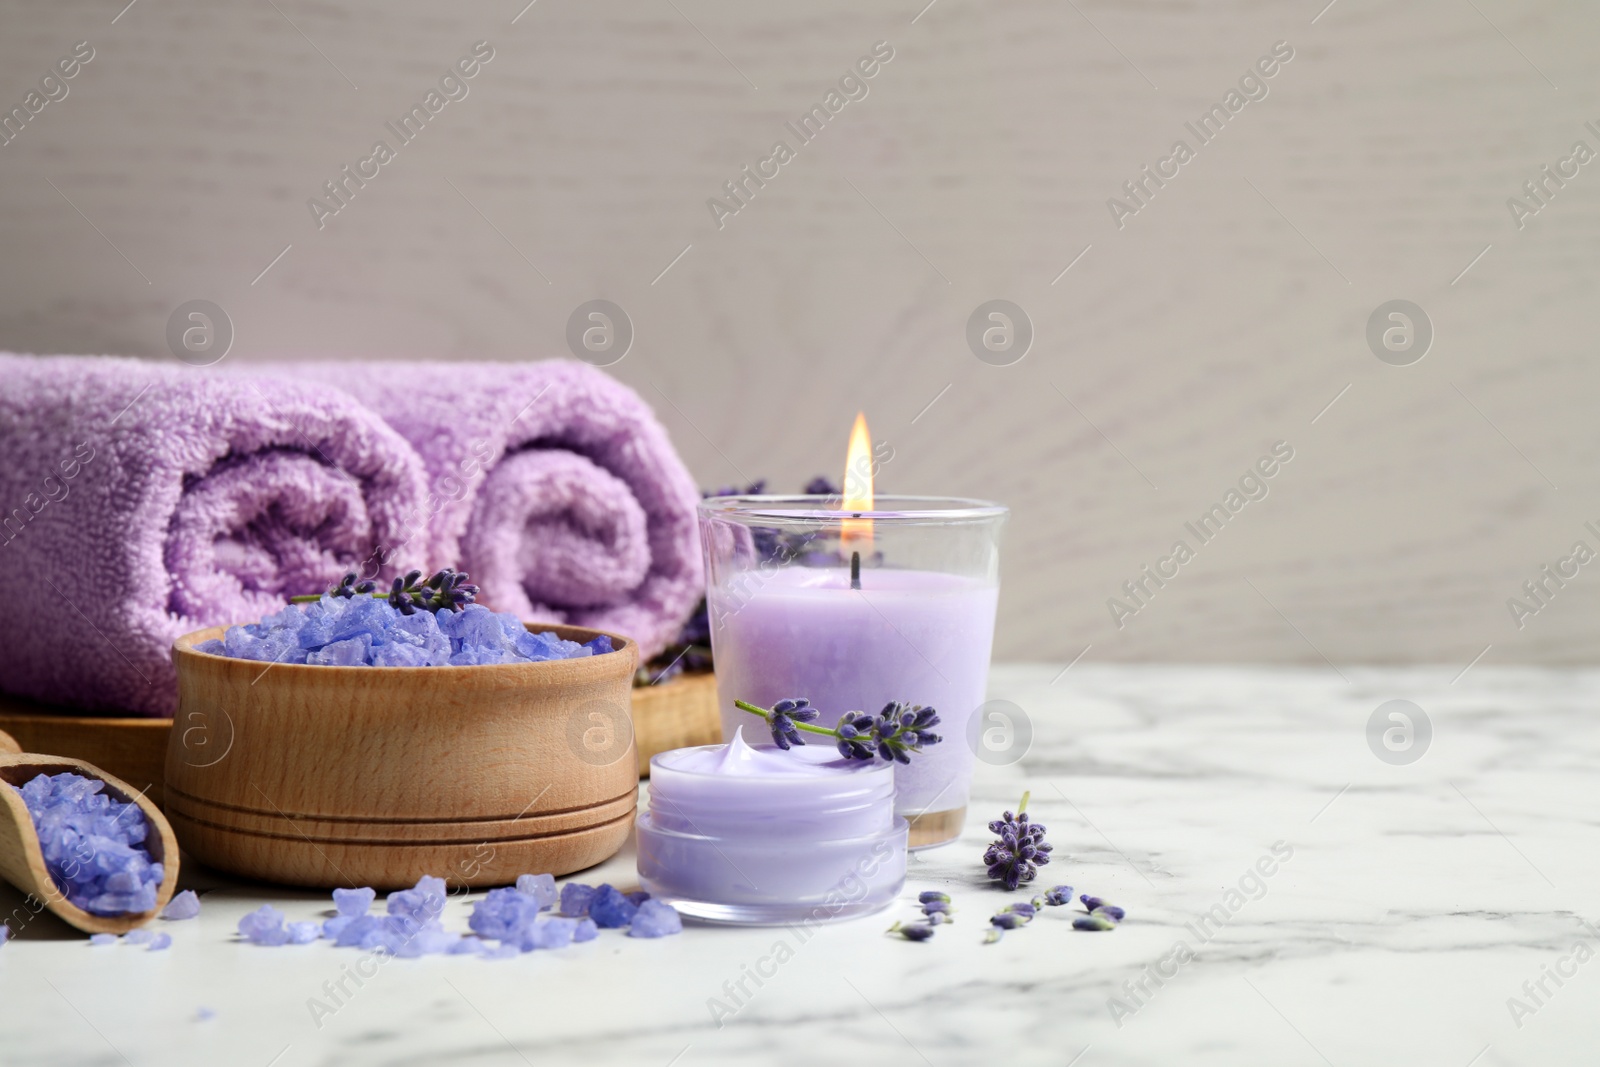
left=124, top=928, right=155, bottom=945
left=449, top=647, right=512, bottom=666
left=624, top=890, right=650, bottom=907
left=449, top=936, right=486, bottom=955
left=381, top=916, right=456, bottom=958
left=573, top=918, right=598, bottom=943
left=559, top=883, right=596, bottom=917
left=308, top=635, right=370, bottom=666
left=589, top=885, right=638, bottom=929
left=200, top=594, right=613, bottom=667
left=627, top=900, right=683, bottom=939
left=515, top=873, right=558, bottom=911
left=371, top=643, right=432, bottom=667
left=89, top=933, right=118, bottom=946
left=287, top=922, right=321, bottom=945
left=468, top=888, right=542, bottom=942
left=148, top=933, right=172, bottom=951
left=517, top=916, right=577, bottom=951
left=162, top=890, right=201, bottom=921
left=583, top=635, right=613, bottom=656
left=11, top=772, right=164, bottom=917
left=387, top=876, right=447, bottom=924
left=333, top=915, right=385, bottom=949
left=333, top=886, right=376, bottom=918
left=238, top=905, right=291, bottom=946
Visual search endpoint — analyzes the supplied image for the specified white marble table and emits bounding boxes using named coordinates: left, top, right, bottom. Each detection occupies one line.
left=3, top=664, right=1596, bottom=1067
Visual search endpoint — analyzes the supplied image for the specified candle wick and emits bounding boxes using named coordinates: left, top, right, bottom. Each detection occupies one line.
left=850, top=550, right=861, bottom=590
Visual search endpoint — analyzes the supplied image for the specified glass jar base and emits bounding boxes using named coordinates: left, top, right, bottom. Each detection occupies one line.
left=644, top=893, right=896, bottom=927
left=905, top=805, right=966, bottom=849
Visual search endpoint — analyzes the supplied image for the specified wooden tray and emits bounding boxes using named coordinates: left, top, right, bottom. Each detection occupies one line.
left=0, top=671, right=721, bottom=811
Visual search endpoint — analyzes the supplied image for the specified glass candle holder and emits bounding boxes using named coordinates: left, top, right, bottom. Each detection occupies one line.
left=699, top=495, right=1007, bottom=848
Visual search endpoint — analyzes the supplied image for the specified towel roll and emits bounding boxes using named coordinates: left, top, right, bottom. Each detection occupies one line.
left=288, top=360, right=703, bottom=660
left=0, top=355, right=429, bottom=715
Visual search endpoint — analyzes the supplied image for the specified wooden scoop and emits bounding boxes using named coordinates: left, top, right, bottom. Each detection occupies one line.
left=0, top=728, right=180, bottom=935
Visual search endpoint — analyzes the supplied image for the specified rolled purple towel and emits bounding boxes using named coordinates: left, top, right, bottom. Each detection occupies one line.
left=282, top=360, right=702, bottom=660
left=0, top=355, right=429, bottom=715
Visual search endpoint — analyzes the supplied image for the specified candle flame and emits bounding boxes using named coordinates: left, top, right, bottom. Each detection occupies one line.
left=841, top=411, right=873, bottom=553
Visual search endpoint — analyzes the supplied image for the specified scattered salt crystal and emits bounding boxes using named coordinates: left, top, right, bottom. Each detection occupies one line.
left=573, top=918, right=599, bottom=943
left=469, top=888, right=541, bottom=942
left=148, top=933, right=172, bottom=951
left=628, top=900, right=684, bottom=938
left=515, top=874, right=557, bottom=911
left=332, top=887, right=376, bottom=918
left=559, top=883, right=596, bottom=918
left=195, top=1007, right=215, bottom=1021
left=518, top=917, right=578, bottom=951
left=123, top=928, right=155, bottom=945
left=88, top=933, right=117, bottom=946
left=387, top=876, right=447, bottom=922
left=237, top=905, right=291, bottom=946
left=161, top=890, right=201, bottom=921
left=589, top=885, right=638, bottom=929
left=200, top=598, right=612, bottom=668
left=287, top=922, right=321, bottom=944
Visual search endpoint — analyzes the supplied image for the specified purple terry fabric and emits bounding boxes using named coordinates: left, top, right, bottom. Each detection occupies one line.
left=0, top=355, right=429, bottom=715
left=283, top=360, right=702, bottom=660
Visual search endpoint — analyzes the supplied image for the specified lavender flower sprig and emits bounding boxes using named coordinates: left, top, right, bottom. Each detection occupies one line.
left=734, top=698, right=942, bottom=764
left=291, top=568, right=479, bottom=616
left=983, top=791, right=1052, bottom=891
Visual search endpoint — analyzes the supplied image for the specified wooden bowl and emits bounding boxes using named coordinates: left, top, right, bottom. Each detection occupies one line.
left=163, top=623, right=638, bottom=891
left=0, top=753, right=180, bottom=934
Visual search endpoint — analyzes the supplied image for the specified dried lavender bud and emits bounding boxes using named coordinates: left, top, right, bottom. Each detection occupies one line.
left=1079, top=894, right=1126, bottom=920
left=766, top=698, right=819, bottom=750
left=924, top=912, right=945, bottom=926
left=1043, top=885, right=1075, bottom=906
left=984, top=910, right=1031, bottom=944
left=918, top=891, right=951, bottom=905
left=888, top=921, right=934, bottom=942
left=922, top=899, right=953, bottom=917
left=1002, top=902, right=1036, bottom=920
left=330, top=572, right=377, bottom=599
left=1074, top=914, right=1117, bottom=931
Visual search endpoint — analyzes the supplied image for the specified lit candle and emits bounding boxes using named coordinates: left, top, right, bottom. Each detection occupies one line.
left=699, top=415, right=1006, bottom=848
left=635, top=729, right=907, bottom=924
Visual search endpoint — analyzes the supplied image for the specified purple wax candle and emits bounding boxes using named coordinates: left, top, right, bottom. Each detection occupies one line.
left=636, top=729, right=908, bottom=925
left=700, top=494, right=1006, bottom=848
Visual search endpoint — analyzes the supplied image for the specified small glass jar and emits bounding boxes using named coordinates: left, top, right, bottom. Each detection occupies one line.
left=636, top=732, right=907, bottom=925
left=699, top=495, right=1007, bottom=848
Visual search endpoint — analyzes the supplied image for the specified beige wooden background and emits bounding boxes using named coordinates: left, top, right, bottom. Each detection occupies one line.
left=0, top=0, right=1595, bottom=669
